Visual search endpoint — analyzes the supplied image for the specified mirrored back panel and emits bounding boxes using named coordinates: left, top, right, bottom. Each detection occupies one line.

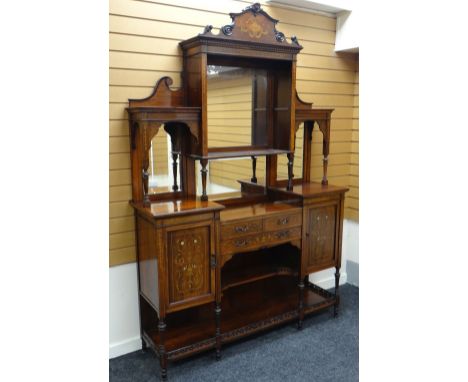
left=207, top=65, right=268, bottom=148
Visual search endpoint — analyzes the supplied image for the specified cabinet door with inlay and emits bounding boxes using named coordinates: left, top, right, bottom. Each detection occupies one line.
left=165, top=222, right=215, bottom=312
left=304, top=203, right=338, bottom=272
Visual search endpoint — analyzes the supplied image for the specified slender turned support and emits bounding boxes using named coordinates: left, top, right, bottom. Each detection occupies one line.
left=200, top=159, right=208, bottom=201
left=322, top=156, right=329, bottom=186
left=251, top=156, right=257, bottom=183
left=334, top=267, right=341, bottom=318
left=215, top=303, right=222, bottom=360
left=171, top=152, right=179, bottom=191
left=142, top=167, right=150, bottom=205
left=297, top=279, right=305, bottom=330
left=287, top=153, right=294, bottom=191
left=158, top=319, right=168, bottom=381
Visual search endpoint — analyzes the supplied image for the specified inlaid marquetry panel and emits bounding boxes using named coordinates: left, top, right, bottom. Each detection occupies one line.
left=305, top=205, right=337, bottom=269
left=167, top=226, right=211, bottom=306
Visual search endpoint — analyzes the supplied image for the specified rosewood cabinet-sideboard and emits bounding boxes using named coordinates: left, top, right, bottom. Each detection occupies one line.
left=126, top=3, right=348, bottom=380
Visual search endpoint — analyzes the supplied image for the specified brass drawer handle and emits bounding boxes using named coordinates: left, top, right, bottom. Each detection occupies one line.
left=275, top=230, right=290, bottom=239
left=234, top=225, right=249, bottom=233
left=234, top=238, right=249, bottom=247
left=278, top=217, right=289, bottom=225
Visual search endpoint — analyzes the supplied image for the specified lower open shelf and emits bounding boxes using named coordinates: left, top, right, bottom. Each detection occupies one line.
left=143, top=276, right=336, bottom=361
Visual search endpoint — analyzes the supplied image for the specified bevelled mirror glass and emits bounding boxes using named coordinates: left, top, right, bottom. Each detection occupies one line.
left=147, top=130, right=182, bottom=194
left=207, top=65, right=268, bottom=148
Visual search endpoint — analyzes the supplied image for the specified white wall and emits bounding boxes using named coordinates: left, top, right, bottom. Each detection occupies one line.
left=109, top=219, right=359, bottom=358
left=109, top=262, right=141, bottom=358
left=335, top=10, right=359, bottom=52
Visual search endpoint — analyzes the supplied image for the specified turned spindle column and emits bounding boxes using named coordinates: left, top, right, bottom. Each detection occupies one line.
left=200, top=159, right=208, bottom=201
left=158, top=318, right=168, bottom=381
left=142, top=167, right=150, bottom=205
left=298, top=278, right=305, bottom=330
left=334, top=266, right=340, bottom=318
left=171, top=152, right=179, bottom=191
left=251, top=156, right=257, bottom=183
left=287, top=153, right=294, bottom=191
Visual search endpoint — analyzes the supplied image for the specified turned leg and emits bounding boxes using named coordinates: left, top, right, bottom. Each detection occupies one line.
left=334, top=267, right=340, bottom=318
left=297, top=278, right=305, bottom=330
left=215, top=303, right=222, bottom=360
left=200, top=159, right=208, bottom=201
left=171, top=152, right=179, bottom=191
left=251, top=156, right=257, bottom=183
left=158, top=319, right=168, bottom=381
left=287, top=153, right=294, bottom=191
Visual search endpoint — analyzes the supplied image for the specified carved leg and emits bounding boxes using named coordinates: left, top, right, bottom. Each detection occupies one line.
left=171, top=152, right=179, bottom=191
left=200, top=159, right=208, bottom=201
left=297, top=278, right=305, bottom=330
left=251, top=156, right=257, bottom=183
left=215, top=303, right=222, bottom=360
left=158, top=319, right=168, bottom=381
left=287, top=153, right=294, bottom=191
left=334, top=267, right=340, bottom=318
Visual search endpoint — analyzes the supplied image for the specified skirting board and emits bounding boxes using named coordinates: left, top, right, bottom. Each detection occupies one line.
left=108, top=272, right=348, bottom=359
left=309, top=271, right=348, bottom=290
left=109, top=336, right=142, bottom=359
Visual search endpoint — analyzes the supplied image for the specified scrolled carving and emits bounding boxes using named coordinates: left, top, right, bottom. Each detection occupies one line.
left=275, top=30, right=285, bottom=42
left=202, top=24, right=213, bottom=34
left=221, top=23, right=234, bottom=36
left=291, top=35, right=300, bottom=45
left=243, top=2, right=262, bottom=14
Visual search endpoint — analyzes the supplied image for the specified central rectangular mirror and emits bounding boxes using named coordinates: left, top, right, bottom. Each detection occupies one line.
left=207, top=65, right=268, bottom=149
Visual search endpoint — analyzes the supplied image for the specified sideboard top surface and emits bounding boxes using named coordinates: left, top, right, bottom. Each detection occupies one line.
left=131, top=199, right=224, bottom=219
left=220, top=202, right=301, bottom=223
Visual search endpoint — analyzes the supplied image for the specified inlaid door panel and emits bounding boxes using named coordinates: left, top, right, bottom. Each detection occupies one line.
left=305, top=204, right=337, bottom=271
left=165, top=222, right=215, bottom=312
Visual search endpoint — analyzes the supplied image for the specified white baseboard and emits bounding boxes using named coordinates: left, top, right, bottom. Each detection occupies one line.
left=109, top=336, right=141, bottom=359
left=310, top=271, right=348, bottom=290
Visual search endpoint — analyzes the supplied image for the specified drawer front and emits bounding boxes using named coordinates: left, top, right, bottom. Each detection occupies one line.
left=264, top=212, right=302, bottom=231
left=220, top=218, right=263, bottom=240
left=220, top=226, right=302, bottom=256
left=220, top=233, right=264, bottom=256
left=266, top=226, right=302, bottom=245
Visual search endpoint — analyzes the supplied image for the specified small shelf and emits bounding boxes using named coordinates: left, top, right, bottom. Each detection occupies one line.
left=221, top=245, right=300, bottom=292
left=189, top=148, right=291, bottom=160
left=144, top=276, right=335, bottom=361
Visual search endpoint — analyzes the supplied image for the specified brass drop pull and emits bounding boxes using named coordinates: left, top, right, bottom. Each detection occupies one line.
left=275, top=230, right=290, bottom=239
left=234, top=239, right=248, bottom=247
left=235, top=225, right=248, bottom=233
left=278, top=217, right=289, bottom=225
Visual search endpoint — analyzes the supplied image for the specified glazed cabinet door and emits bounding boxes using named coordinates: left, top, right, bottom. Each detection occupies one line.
left=164, top=220, right=216, bottom=313
left=303, top=202, right=339, bottom=273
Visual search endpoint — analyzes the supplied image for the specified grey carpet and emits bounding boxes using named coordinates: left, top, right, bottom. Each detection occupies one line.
left=110, top=284, right=358, bottom=382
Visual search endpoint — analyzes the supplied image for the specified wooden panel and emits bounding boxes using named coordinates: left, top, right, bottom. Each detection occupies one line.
left=305, top=204, right=337, bottom=270
left=166, top=224, right=214, bottom=311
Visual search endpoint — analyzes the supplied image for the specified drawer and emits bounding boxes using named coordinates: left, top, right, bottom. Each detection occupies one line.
left=220, top=233, right=264, bottom=256
left=220, top=218, right=263, bottom=240
left=266, top=226, right=302, bottom=245
left=264, top=212, right=301, bottom=231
